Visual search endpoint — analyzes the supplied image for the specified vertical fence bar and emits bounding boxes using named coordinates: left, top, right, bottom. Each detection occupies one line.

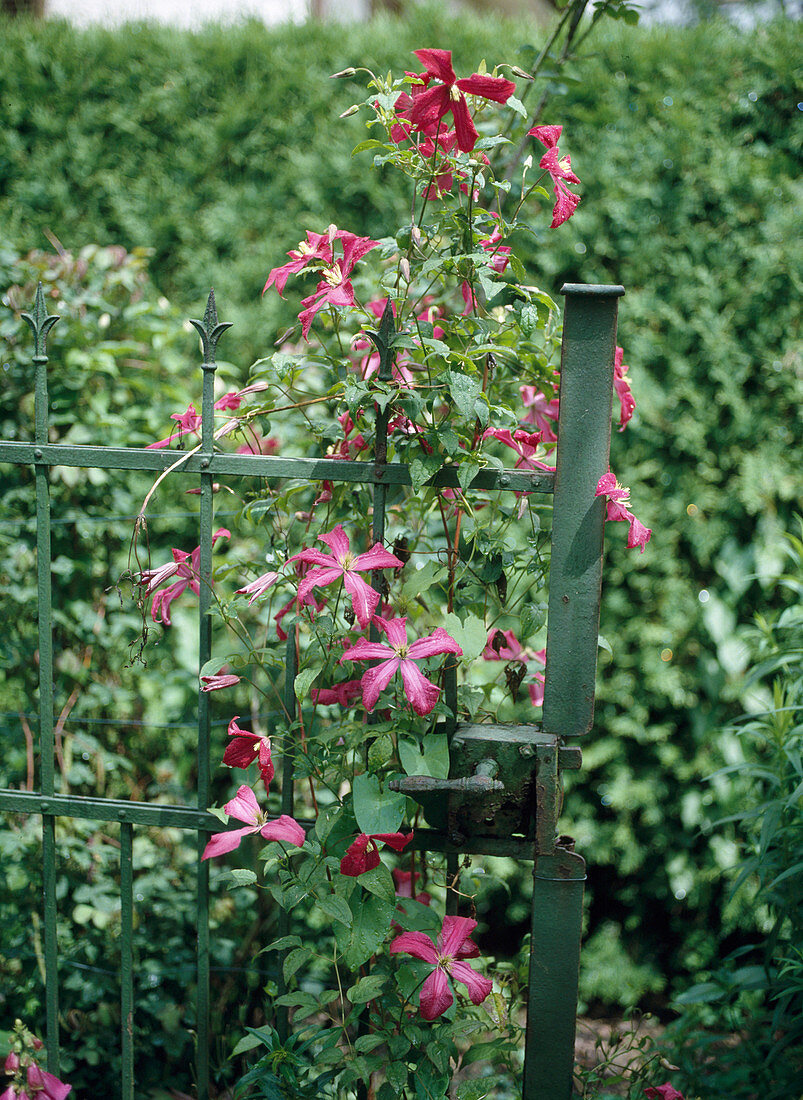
left=542, top=284, right=623, bottom=740
left=120, top=821, right=135, bottom=1100
left=277, top=628, right=298, bottom=1042
left=190, top=290, right=231, bottom=1099
left=21, top=285, right=60, bottom=1074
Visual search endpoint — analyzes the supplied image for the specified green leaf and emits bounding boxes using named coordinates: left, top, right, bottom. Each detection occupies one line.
left=352, top=773, right=406, bottom=834
left=358, top=862, right=396, bottom=902
left=521, top=602, right=547, bottom=639
left=457, top=460, right=481, bottom=491
left=447, top=370, right=481, bottom=420
left=442, top=612, right=488, bottom=662
left=343, top=891, right=394, bottom=968
left=409, top=454, right=441, bottom=492
left=262, top=935, right=302, bottom=954
left=386, top=1061, right=408, bottom=1094
left=225, top=868, right=257, bottom=888
left=398, top=733, right=450, bottom=779
left=506, top=94, right=528, bottom=117
left=316, top=893, right=352, bottom=926
left=352, top=139, right=385, bottom=156
left=354, top=1033, right=385, bottom=1053
left=230, top=1032, right=264, bottom=1056
left=347, top=973, right=387, bottom=1003
left=400, top=559, right=447, bottom=600
left=294, top=667, right=320, bottom=700
left=283, top=946, right=314, bottom=983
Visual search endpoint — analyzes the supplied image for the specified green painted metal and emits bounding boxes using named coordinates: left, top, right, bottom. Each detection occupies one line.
left=542, top=284, right=623, bottom=739
left=1, top=280, right=624, bottom=1098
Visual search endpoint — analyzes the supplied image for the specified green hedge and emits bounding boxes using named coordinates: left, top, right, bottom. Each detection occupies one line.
left=1, top=0, right=801, bottom=1039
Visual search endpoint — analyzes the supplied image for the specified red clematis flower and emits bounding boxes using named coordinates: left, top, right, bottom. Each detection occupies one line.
left=528, top=124, right=581, bottom=227
left=340, top=616, right=463, bottom=717
left=520, top=385, right=560, bottom=444
left=389, top=915, right=493, bottom=1019
left=392, top=868, right=431, bottom=906
left=222, top=716, right=274, bottom=792
left=408, top=49, right=516, bottom=153
left=297, top=231, right=380, bottom=340
left=482, top=427, right=555, bottom=472
left=340, top=831, right=413, bottom=876
left=201, top=785, right=305, bottom=860
left=644, top=1086, right=684, bottom=1100
left=288, top=524, right=404, bottom=630
left=595, top=472, right=651, bottom=552
left=614, top=346, right=636, bottom=431
left=262, top=229, right=336, bottom=297
left=310, top=679, right=363, bottom=707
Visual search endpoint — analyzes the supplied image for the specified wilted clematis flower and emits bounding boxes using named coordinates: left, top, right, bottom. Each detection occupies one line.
left=222, top=716, right=274, bottom=792
left=528, top=124, right=581, bottom=228
left=201, top=785, right=305, bottom=860
left=340, top=831, right=413, bottom=876
left=341, top=616, right=463, bottom=717
left=389, top=915, right=493, bottom=1019
left=595, top=472, right=651, bottom=552
left=138, top=528, right=230, bottom=626
left=288, top=525, right=404, bottom=630
left=407, top=49, right=516, bottom=153
left=200, top=673, right=241, bottom=692
left=310, top=679, right=363, bottom=707
left=482, top=629, right=546, bottom=706
left=235, top=570, right=281, bottom=606
left=613, top=346, right=636, bottom=431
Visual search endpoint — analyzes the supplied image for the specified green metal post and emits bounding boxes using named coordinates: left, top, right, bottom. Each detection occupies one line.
left=21, top=285, right=60, bottom=1075
left=189, top=290, right=232, bottom=1100
left=542, top=284, right=623, bottom=739
left=120, top=821, right=135, bottom=1100
left=277, top=628, right=298, bottom=1042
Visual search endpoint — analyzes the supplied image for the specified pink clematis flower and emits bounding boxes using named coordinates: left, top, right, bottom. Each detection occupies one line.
left=201, top=785, right=305, bottom=860
left=613, top=346, right=636, bottom=431
left=288, top=525, right=404, bottom=630
left=390, top=915, right=493, bottom=1019
left=236, top=570, right=281, bottom=605
left=146, top=403, right=202, bottom=450
left=310, top=679, right=363, bottom=707
left=262, top=229, right=336, bottom=297
left=25, top=1065, right=72, bottom=1100
left=644, top=1087, right=684, bottom=1100
left=340, top=831, right=414, bottom=876
left=340, top=616, right=462, bottom=717
left=200, top=672, right=241, bottom=692
left=297, top=232, right=380, bottom=340
left=138, top=528, right=230, bottom=626
left=595, top=472, right=651, bottom=552
left=520, top=385, right=560, bottom=444
left=393, top=868, right=432, bottom=906
left=408, top=49, right=515, bottom=153
left=528, top=125, right=581, bottom=228
left=482, top=427, right=555, bottom=473
left=222, top=716, right=274, bottom=791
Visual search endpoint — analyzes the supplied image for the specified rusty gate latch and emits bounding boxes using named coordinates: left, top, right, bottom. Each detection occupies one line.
left=389, top=723, right=581, bottom=852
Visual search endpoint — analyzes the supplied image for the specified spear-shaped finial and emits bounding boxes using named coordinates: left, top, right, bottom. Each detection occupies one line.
left=21, top=283, right=60, bottom=360
left=365, top=298, right=397, bottom=382
left=189, top=288, right=233, bottom=365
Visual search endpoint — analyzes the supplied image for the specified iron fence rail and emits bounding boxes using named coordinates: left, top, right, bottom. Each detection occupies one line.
left=0, top=281, right=622, bottom=1100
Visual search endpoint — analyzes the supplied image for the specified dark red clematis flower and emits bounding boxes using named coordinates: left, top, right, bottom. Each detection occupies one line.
left=222, top=716, right=274, bottom=792
left=340, top=831, right=414, bottom=876
left=408, top=49, right=515, bottom=153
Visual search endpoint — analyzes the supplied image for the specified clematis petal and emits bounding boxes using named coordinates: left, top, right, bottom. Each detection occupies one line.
left=201, top=825, right=258, bottom=860
left=343, top=570, right=382, bottom=629
left=288, top=547, right=340, bottom=569
left=550, top=178, right=581, bottom=228
left=260, top=815, right=306, bottom=847
left=407, top=627, right=463, bottom=660
left=437, top=915, right=478, bottom=957
left=223, top=784, right=261, bottom=826
left=456, top=73, right=515, bottom=104
left=297, top=566, right=344, bottom=602
left=450, top=92, right=479, bottom=152
left=352, top=544, right=405, bottom=572
left=413, top=48, right=456, bottom=84
left=448, top=960, right=493, bottom=1005
left=236, top=571, right=280, bottom=605
left=626, top=515, right=652, bottom=553
left=419, top=966, right=453, bottom=1020
left=375, top=615, right=410, bottom=649
left=389, top=930, right=439, bottom=964
left=360, top=658, right=401, bottom=711
left=408, top=83, right=452, bottom=131
left=528, top=124, right=562, bottom=149
left=340, top=834, right=380, bottom=876
left=340, top=639, right=395, bottom=663
left=318, top=523, right=351, bottom=562
left=372, top=832, right=414, bottom=853
left=26, top=1064, right=72, bottom=1100
left=399, top=660, right=441, bottom=716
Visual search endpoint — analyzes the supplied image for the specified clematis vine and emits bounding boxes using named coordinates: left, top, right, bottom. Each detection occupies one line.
left=528, top=124, right=581, bottom=228
left=201, top=785, right=305, bottom=860
left=595, top=472, right=651, bottom=552
left=138, top=528, right=230, bottom=625
left=407, top=49, right=516, bottom=153
left=340, top=831, right=413, bottom=876
left=389, top=915, right=493, bottom=1019
left=341, top=616, right=463, bottom=717
left=222, top=716, right=274, bottom=792
left=288, top=524, right=404, bottom=630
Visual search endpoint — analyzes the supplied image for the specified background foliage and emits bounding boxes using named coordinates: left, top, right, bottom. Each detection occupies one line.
left=1, top=3, right=801, bottom=1094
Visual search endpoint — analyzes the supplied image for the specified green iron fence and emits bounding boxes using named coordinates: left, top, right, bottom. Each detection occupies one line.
left=0, top=280, right=623, bottom=1099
